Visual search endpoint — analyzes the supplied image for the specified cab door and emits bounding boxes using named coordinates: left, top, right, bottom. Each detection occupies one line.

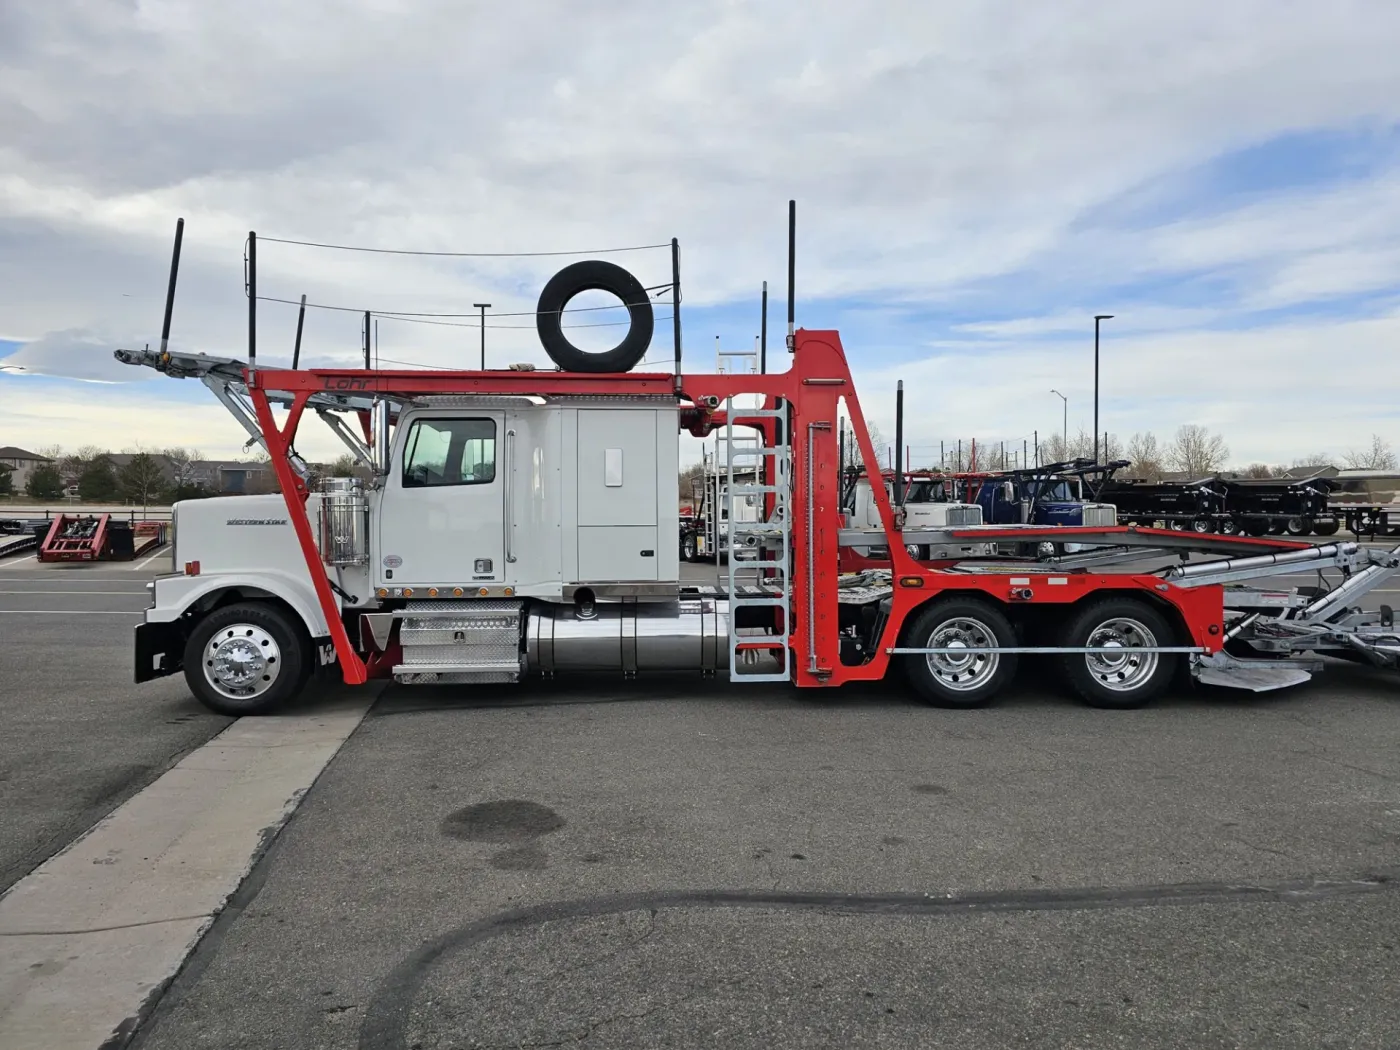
left=376, top=413, right=506, bottom=587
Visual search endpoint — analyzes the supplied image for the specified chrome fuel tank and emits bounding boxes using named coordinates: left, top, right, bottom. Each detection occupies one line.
left=526, top=599, right=729, bottom=675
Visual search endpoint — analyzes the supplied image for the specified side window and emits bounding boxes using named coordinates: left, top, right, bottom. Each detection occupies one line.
left=401, top=418, right=496, bottom=487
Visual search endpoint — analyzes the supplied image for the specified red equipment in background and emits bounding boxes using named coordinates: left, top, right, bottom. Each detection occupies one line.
left=38, top=514, right=168, bottom=563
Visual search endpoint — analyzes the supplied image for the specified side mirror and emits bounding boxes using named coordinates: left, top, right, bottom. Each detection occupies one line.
left=1001, top=481, right=1015, bottom=502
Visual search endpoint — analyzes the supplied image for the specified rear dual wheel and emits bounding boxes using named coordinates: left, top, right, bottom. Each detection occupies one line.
left=901, top=596, right=1179, bottom=710
left=901, top=599, right=1017, bottom=709
left=1058, top=599, right=1178, bottom=709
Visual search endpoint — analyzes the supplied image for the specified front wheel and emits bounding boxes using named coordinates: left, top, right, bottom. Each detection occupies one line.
left=183, top=602, right=308, bottom=716
left=682, top=532, right=698, bottom=562
left=901, top=599, right=1018, bottom=708
left=1058, top=599, right=1179, bottom=709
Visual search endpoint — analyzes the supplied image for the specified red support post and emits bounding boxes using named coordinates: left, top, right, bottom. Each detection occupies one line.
left=248, top=387, right=368, bottom=685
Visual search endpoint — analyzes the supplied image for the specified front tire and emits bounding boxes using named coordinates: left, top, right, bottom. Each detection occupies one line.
left=682, top=532, right=698, bottom=562
left=901, top=599, right=1018, bottom=708
left=1058, top=599, right=1178, bottom=710
left=1313, top=518, right=1339, bottom=537
left=183, top=602, right=307, bottom=716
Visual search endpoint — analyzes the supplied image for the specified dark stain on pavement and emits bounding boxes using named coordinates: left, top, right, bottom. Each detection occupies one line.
left=488, top=845, right=549, bottom=871
left=440, top=800, right=565, bottom=844
left=912, top=784, right=948, bottom=795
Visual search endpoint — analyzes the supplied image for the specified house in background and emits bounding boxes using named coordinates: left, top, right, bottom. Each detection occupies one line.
left=187, top=460, right=273, bottom=494
left=0, top=446, right=54, bottom=492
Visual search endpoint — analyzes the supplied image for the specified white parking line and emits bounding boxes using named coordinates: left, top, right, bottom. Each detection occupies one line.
left=0, top=610, right=144, bottom=615
left=0, top=590, right=148, bottom=595
left=0, top=698, right=372, bottom=1049
left=128, top=547, right=171, bottom=571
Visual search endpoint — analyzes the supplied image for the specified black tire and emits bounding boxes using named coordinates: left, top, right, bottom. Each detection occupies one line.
left=1244, top=518, right=1269, bottom=537
left=1218, top=518, right=1239, bottom=535
left=900, top=598, right=1018, bottom=708
left=535, top=260, right=654, bottom=373
left=183, top=602, right=308, bottom=716
left=1312, top=518, right=1340, bottom=537
left=1168, top=519, right=1186, bottom=531
left=1284, top=517, right=1311, bottom=536
left=1058, top=598, right=1178, bottom=710
left=682, top=532, right=698, bottom=562
left=1190, top=518, right=1212, bottom=533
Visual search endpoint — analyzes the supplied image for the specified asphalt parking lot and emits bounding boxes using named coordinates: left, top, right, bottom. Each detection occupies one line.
left=2, top=544, right=1399, bottom=1048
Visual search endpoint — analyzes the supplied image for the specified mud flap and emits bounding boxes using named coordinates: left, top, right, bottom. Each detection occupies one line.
left=134, top=620, right=183, bottom=683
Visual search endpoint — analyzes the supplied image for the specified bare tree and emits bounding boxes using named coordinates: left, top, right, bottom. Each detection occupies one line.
left=1290, top=452, right=1333, bottom=471
left=1125, top=432, right=1164, bottom=481
left=163, top=447, right=206, bottom=487
left=1241, top=463, right=1276, bottom=479
left=1166, top=424, right=1229, bottom=477
left=61, top=444, right=105, bottom=478
left=1342, top=434, right=1397, bottom=471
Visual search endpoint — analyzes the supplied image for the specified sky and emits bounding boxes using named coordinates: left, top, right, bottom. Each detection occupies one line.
left=3, top=1, right=1400, bottom=468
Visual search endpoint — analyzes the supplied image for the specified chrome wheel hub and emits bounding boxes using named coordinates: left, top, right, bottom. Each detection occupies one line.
left=924, top=617, right=1000, bottom=692
left=1085, top=617, right=1158, bottom=692
left=205, top=624, right=281, bottom=700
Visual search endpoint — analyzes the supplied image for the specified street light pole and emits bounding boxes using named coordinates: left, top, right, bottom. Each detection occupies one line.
left=474, top=304, right=491, bottom=370
left=1050, top=389, right=1067, bottom=458
left=1093, top=314, right=1114, bottom=464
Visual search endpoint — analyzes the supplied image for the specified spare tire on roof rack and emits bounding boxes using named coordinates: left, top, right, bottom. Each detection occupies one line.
left=535, top=260, right=654, bottom=373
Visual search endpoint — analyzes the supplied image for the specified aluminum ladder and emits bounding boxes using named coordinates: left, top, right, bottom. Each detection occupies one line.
left=720, top=396, right=792, bottom=681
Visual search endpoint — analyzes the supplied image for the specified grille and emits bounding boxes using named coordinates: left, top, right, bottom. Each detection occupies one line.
left=1082, top=504, right=1118, bottom=527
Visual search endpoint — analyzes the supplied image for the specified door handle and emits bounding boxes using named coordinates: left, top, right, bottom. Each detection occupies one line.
left=504, top=428, right=517, bottom=563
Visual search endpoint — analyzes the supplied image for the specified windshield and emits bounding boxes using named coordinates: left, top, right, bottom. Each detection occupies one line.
left=1028, top=479, right=1078, bottom=501
left=904, top=480, right=951, bottom=503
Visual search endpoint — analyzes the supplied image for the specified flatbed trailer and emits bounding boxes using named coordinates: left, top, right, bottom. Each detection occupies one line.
left=37, top=514, right=168, bottom=562
left=116, top=215, right=1400, bottom=716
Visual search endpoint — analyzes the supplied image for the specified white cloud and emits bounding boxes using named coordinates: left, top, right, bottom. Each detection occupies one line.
left=1, top=328, right=156, bottom=382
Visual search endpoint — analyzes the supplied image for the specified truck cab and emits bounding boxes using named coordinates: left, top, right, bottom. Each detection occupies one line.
left=843, top=472, right=988, bottom=561
left=971, top=474, right=1116, bottom=528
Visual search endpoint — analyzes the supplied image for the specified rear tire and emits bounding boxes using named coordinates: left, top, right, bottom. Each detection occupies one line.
left=1058, top=599, right=1179, bottom=710
left=1190, top=518, right=1212, bottom=533
left=1244, top=518, right=1269, bottom=537
left=682, top=532, right=698, bottom=562
left=901, top=599, right=1018, bottom=708
left=1312, top=518, right=1339, bottom=536
left=183, top=602, right=307, bottom=716
left=1285, top=517, right=1312, bottom=536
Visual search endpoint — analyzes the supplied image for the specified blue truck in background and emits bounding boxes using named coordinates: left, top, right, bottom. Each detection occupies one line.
left=961, top=459, right=1123, bottom=556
